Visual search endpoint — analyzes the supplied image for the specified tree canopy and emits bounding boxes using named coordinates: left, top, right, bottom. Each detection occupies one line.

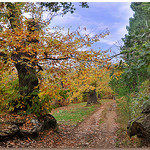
left=112, top=2, right=150, bottom=94
left=110, top=2, right=150, bottom=120
left=0, top=2, right=111, bottom=115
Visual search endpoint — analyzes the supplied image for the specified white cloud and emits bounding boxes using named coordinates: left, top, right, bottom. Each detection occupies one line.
left=99, top=27, right=126, bottom=47
left=47, top=2, right=134, bottom=52
left=89, top=2, right=116, bottom=9
left=116, top=25, right=128, bottom=36
left=100, top=38, right=116, bottom=46
left=98, top=22, right=128, bottom=47
left=50, top=13, right=82, bottom=27
left=90, top=2, right=133, bottom=21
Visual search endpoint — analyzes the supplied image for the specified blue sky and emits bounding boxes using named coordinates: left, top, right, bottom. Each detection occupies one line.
left=48, top=2, right=134, bottom=57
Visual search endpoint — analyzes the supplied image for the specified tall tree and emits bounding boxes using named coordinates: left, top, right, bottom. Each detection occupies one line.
left=119, top=2, right=150, bottom=92
left=0, top=2, right=109, bottom=114
left=122, top=2, right=150, bottom=51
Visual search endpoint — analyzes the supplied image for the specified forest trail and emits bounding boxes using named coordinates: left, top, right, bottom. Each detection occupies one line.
left=70, top=100, right=119, bottom=148
left=0, top=100, right=119, bottom=148
left=54, top=100, right=119, bottom=148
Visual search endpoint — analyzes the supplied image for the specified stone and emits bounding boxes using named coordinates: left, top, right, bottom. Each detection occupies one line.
left=0, top=114, right=58, bottom=141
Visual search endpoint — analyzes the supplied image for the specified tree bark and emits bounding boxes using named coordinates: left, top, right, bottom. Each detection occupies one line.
left=86, top=89, right=99, bottom=106
left=112, top=95, right=116, bottom=100
left=98, top=93, right=102, bottom=99
left=15, top=62, right=39, bottom=109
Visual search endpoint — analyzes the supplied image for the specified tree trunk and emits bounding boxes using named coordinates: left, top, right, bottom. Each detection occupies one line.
left=98, top=93, right=102, bottom=99
left=112, top=95, right=116, bottom=100
left=15, top=62, right=39, bottom=110
left=74, top=97, right=78, bottom=103
left=6, top=3, right=40, bottom=111
left=86, top=89, right=99, bottom=106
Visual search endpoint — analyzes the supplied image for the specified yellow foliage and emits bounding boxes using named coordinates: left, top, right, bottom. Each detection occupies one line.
left=0, top=4, right=112, bottom=111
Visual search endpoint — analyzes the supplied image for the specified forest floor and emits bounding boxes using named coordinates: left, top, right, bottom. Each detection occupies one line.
left=0, top=99, right=121, bottom=148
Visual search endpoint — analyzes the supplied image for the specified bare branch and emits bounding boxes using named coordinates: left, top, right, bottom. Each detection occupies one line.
left=37, top=64, right=43, bottom=73
left=43, top=56, right=70, bottom=60
left=104, top=53, right=122, bottom=60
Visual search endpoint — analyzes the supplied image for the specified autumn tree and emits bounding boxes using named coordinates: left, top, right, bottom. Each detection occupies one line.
left=63, top=57, right=113, bottom=105
left=0, top=2, right=109, bottom=115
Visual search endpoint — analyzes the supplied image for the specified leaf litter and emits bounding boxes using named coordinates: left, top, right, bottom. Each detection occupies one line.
left=0, top=100, right=121, bottom=148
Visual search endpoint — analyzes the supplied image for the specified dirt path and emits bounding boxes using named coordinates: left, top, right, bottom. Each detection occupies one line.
left=53, top=100, right=119, bottom=148
left=0, top=100, right=119, bottom=148
left=69, top=101, right=118, bottom=148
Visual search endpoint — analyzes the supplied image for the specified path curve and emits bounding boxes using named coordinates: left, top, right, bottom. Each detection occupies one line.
left=70, top=100, right=119, bottom=148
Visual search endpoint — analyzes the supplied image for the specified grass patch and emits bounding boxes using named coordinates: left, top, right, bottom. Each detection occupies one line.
left=100, top=99, right=114, bottom=104
left=68, top=102, right=87, bottom=107
left=52, top=102, right=100, bottom=125
left=99, top=108, right=108, bottom=124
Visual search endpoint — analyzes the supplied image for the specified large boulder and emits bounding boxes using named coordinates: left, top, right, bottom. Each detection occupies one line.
left=0, top=114, right=58, bottom=141
left=127, top=104, right=150, bottom=145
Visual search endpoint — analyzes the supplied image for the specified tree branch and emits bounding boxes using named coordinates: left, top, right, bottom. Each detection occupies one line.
left=37, top=64, right=43, bottom=73
left=104, top=53, right=122, bottom=60
left=43, top=56, right=70, bottom=60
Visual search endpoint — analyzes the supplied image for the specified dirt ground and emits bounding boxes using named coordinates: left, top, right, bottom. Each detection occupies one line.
left=72, top=101, right=118, bottom=148
left=59, top=101, right=119, bottom=148
left=0, top=100, right=119, bottom=148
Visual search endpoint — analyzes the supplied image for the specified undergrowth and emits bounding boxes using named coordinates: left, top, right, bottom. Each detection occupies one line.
left=114, top=79, right=150, bottom=148
left=115, top=97, right=141, bottom=148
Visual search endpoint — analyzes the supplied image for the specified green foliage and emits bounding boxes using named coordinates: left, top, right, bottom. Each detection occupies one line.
left=111, top=52, right=149, bottom=119
left=24, top=96, right=50, bottom=116
left=110, top=2, right=150, bottom=121
left=115, top=80, right=150, bottom=148
left=0, top=71, right=50, bottom=116
left=82, top=91, right=88, bottom=102
left=120, top=2, right=150, bottom=90
left=116, top=96, right=132, bottom=121
left=115, top=42, right=150, bottom=96
left=0, top=75, right=19, bottom=112
left=40, top=2, right=89, bottom=15
left=110, top=69, right=134, bottom=97
left=59, top=89, right=70, bottom=100
left=129, top=79, right=150, bottom=119
left=111, top=2, right=150, bottom=95
left=122, top=2, right=150, bottom=50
